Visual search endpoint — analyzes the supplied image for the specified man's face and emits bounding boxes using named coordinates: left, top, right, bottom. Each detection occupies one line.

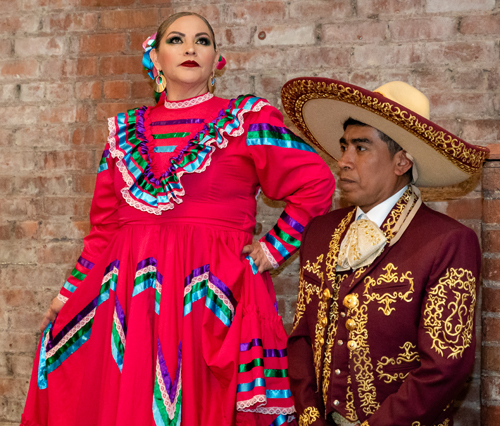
left=338, top=125, right=405, bottom=212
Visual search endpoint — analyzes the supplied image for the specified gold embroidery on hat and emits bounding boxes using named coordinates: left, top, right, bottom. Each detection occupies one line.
left=298, top=406, right=321, bottom=426
left=282, top=80, right=488, bottom=174
left=376, top=342, right=420, bottom=384
left=423, top=268, right=476, bottom=359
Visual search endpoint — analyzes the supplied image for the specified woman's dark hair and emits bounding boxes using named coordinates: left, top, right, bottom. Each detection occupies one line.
left=154, top=12, right=217, bottom=51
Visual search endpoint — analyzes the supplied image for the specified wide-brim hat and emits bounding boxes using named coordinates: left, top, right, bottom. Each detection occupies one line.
left=281, top=77, right=489, bottom=187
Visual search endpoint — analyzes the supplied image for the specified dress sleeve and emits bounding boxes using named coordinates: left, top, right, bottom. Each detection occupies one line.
left=245, top=105, right=335, bottom=268
left=364, top=226, right=481, bottom=426
left=287, top=222, right=329, bottom=426
left=58, top=143, right=120, bottom=302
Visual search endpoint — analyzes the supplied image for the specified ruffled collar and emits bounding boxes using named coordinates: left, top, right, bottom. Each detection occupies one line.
left=108, top=95, right=270, bottom=215
left=164, top=92, right=214, bottom=109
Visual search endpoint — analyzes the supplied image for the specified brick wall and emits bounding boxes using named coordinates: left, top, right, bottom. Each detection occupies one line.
left=0, top=0, right=498, bottom=424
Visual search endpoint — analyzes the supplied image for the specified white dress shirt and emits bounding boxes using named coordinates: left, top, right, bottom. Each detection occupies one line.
left=355, top=185, right=408, bottom=227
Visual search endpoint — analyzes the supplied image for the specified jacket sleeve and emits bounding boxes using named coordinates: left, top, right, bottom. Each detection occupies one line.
left=58, top=143, right=120, bottom=302
left=244, top=105, right=335, bottom=269
left=365, top=226, right=481, bottom=426
left=287, top=220, right=329, bottom=426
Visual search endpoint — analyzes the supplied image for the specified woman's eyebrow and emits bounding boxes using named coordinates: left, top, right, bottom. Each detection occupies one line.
left=166, top=31, right=185, bottom=37
left=195, top=32, right=211, bottom=38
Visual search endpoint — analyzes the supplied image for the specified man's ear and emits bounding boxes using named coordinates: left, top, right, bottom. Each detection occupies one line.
left=150, top=49, right=161, bottom=72
left=394, top=150, right=413, bottom=176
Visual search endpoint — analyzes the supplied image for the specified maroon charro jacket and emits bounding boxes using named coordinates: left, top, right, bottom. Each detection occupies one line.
left=288, top=190, right=481, bottom=426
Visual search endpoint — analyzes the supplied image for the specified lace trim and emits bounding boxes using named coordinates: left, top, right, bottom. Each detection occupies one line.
left=108, top=98, right=269, bottom=215
left=260, top=241, right=279, bottom=269
left=135, top=264, right=157, bottom=278
left=156, top=357, right=182, bottom=419
left=112, top=309, right=126, bottom=348
left=237, top=396, right=295, bottom=415
left=57, top=294, right=68, bottom=304
left=184, top=271, right=235, bottom=315
left=164, top=92, right=213, bottom=109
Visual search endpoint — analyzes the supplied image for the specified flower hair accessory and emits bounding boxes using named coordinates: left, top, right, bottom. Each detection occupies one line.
left=142, top=33, right=157, bottom=80
left=216, top=54, right=226, bottom=70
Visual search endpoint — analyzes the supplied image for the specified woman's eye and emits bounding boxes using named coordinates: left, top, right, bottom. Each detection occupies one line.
left=196, top=37, right=211, bottom=46
left=166, top=36, right=182, bottom=44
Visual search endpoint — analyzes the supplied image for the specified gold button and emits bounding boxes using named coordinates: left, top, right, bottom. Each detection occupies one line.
left=338, top=340, right=343, bottom=346
left=340, top=312, right=346, bottom=318
left=322, top=288, right=331, bottom=301
left=345, top=319, right=356, bottom=331
left=335, top=369, right=341, bottom=375
left=319, top=337, right=325, bottom=346
left=347, top=340, right=358, bottom=351
left=343, top=294, right=359, bottom=309
left=320, top=316, right=328, bottom=327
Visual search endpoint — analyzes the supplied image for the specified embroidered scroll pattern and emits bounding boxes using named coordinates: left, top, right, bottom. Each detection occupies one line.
left=412, top=420, right=450, bottom=426
left=376, top=342, right=420, bottom=384
left=298, top=407, right=321, bottom=426
left=423, top=268, right=476, bottom=359
left=363, top=264, right=415, bottom=316
left=345, top=374, right=358, bottom=421
left=321, top=209, right=356, bottom=408
left=380, top=188, right=411, bottom=241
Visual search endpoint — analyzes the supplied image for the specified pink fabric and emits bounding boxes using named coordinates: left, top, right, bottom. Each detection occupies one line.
left=21, top=95, right=335, bottom=426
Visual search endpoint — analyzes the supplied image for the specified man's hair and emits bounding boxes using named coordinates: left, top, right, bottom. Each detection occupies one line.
left=343, top=117, right=413, bottom=180
left=342, top=117, right=402, bottom=156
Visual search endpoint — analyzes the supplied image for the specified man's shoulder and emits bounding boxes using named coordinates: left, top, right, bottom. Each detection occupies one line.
left=307, top=206, right=355, bottom=233
left=414, top=203, right=476, bottom=236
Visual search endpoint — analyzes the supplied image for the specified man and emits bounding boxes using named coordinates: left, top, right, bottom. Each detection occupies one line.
left=280, top=78, right=489, bottom=425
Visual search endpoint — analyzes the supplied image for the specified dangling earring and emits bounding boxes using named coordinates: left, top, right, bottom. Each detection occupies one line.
left=154, top=71, right=167, bottom=93
left=208, top=71, right=216, bottom=94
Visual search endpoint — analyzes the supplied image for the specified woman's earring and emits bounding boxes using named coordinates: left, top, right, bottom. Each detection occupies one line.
left=154, top=71, right=167, bottom=93
left=208, top=71, right=216, bottom=94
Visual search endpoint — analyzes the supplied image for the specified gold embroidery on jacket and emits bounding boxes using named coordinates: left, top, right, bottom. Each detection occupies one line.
left=423, top=268, right=476, bottom=358
left=376, top=342, right=420, bottom=383
left=320, top=209, right=356, bottom=407
left=412, top=420, right=450, bottom=426
left=304, top=254, right=325, bottom=283
left=345, top=374, right=358, bottom=421
left=363, top=264, right=415, bottom=316
left=299, top=406, right=321, bottom=426
left=381, top=189, right=411, bottom=241
left=292, top=257, right=323, bottom=330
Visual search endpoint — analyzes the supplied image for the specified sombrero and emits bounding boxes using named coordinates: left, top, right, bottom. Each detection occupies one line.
left=281, top=77, right=489, bottom=187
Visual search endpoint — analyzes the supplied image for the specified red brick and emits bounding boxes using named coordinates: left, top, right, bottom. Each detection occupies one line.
left=38, top=105, right=77, bottom=124
left=357, top=0, right=423, bottom=16
left=0, top=330, right=39, bottom=353
left=484, top=167, right=500, bottom=193
left=484, top=200, right=500, bottom=223
left=0, top=14, right=40, bottom=35
left=77, top=33, right=127, bottom=55
left=45, top=83, right=73, bottom=102
left=0, top=59, right=39, bottom=79
left=255, top=24, right=316, bottom=46
left=42, top=196, right=91, bottom=217
left=40, top=220, right=89, bottom=240
left=483, top=287, right=500, bottom=313
left=99, top=55, right=143, bottom=76
left=486, top=144, right=500, bottom=161
left=9, top=309, right=45, bottom=331
left=75, top=81, right=101, bottom=100
left=462, top=120, right=500, bottom=143
left=427, top=0, right=495, bottom=13
left=73, top=174, right=97, bottom=194
left=0, top=40, right=13, bottom=59
left=10, top=354, right=36, bottom=377
left=131, top=80, right=153, bottom=99
left=170, top=5, right=222, bottom=25
left=97, top=102, right=143, bottom=121
left=483, top=258, right=500, bottom=281
left=22, top=0, right=48, bottom=9
left=15, top=36, right=65, bottom=57
left=290, top=0, right=352, bottom=20
left=484, top=230, right=500, bottom=253
left=425, top=41, right=497, bottom=66
left=14, top=176, right=72, bottom=196
left=225, top=2, right=285, bottom=25
left=100, top=9, right=158, bottom=30
left=214, top=26, right=253, bottom=49
left=37, top=242, right=83, bottom=264
left=389, top=17, right=457, bottom=41
left=482, top=375, right=500, bottom=401
left=71, top=126, right=107, bottom=148
left=41, top=151, right=94, bottom=171
left=482, top=405, right=500, bottom=425
left=349, top=71, right=381, bottom=89
left=451, top=68, right=488, bottom=91
left=487, top=69, right=499, bottom=91
left=0, top=377, right=28, bottom=399
left=353, top=44, right=423, bottom=68
left=81, top=0, right=134, bottom=6
left=48, top=0, right=78, bottom=8
left=76, top=104, right=93, bottom=122
left=1, top=0, right=22, bottom=13
left=104, top=80, right=131, bottom=99
left=461, top=13, right=500, bottom=35
left=430, top=93, right=495, bottom=118
left=323, top=21, right=387, bottom=43
left=0, top=152, right=37, bottom=173
left=14, top=221, right=39, bottom=239
left=255, top=75, right=283, bottom=97
left=14, top=125, right=70, bottom=148
left=483, top=316, right=500, bottom=342
left=0, top=105, right=41, bottom=125
left=0, top=224, right=12, bottom=240
left=41, top=57, right=97, bottom=78
left=287, top=47, right=350, bottom=71
left=19, top=83, right=45, bottom=102
left=445, top=197, right=482, bottom=221
left=0, top=243, right=37, bottom=264
left=45, top=12, right=97, bottom=32
left=483, top=345, right=500, bottom=372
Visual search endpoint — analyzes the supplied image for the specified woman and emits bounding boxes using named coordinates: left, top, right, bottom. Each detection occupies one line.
left=21, top=12, right=335, bottom=426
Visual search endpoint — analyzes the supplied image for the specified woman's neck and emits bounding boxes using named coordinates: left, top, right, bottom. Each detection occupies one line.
left=165, top=81, right=210, bottom=101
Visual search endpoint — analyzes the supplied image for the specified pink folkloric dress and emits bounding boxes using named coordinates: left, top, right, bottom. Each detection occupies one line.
left=21, top=93, right=335, bottom=426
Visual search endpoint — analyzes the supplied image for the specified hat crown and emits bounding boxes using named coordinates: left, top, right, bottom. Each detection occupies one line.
left=374, top=81, right=430, bottom=119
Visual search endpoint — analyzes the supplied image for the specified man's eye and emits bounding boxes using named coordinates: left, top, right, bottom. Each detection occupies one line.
left=356, top=146, right=366, bottom=152
left=340, top=145, right=346, bottom=152
left=166, top=36, right=182, bottom=44
left=196, top=37, right=211, bottom=46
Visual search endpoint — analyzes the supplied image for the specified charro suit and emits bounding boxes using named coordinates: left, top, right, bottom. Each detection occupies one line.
left=288, top=187, right=481, bottom=426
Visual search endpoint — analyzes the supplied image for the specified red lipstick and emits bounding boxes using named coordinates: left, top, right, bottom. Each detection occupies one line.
left=180, top=61, right=200, bottom=67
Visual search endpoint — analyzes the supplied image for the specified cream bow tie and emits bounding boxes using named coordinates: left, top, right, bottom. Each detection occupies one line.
left=337, top=218, right=387, bottom=272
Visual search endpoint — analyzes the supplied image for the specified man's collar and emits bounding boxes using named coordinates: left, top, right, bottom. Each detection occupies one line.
left=356, top=185, right=408, bottom=227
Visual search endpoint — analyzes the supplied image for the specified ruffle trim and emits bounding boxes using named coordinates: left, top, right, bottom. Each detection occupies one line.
left=260, top=241, right=279, bottom=269
left=164, top=92, right=213, bottom=109
left=237, top=396, right=295, bottom=415
left=108, top=96, right=270, bottom=215
left=57, top=293, right=69, bottom=304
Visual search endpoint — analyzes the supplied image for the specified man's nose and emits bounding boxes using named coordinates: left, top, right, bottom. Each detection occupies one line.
left=338, top=148, right=354, bottom=169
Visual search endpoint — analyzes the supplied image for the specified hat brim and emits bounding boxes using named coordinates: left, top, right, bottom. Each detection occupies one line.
left=281, top=77, right=489, bottom=187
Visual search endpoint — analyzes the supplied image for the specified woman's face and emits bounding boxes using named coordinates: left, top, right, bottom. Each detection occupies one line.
left=151, top=15, right=218, bottom=91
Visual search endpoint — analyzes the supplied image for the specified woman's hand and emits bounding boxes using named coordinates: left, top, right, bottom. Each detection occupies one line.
left=242, top=241, right=273, bottom=273
left=40, top=296, right=65, bottom=332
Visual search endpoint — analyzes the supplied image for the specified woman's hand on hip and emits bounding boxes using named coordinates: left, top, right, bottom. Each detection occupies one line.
left=40, top=296, right=65, bottom=332
left=242, top=241, right=273, bottom=273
